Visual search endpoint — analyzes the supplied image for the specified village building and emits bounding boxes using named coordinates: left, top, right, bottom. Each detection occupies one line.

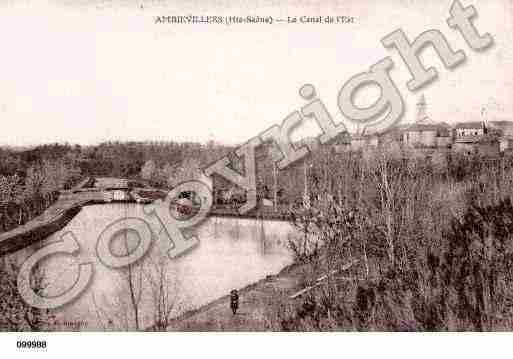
left=349, top=134, right=379, bottom=151
left=488, top=120, right=513, bottom=152
left=380, top=126, right=404, bottom=145
left=487, top=120, right=513, bottom=135
left=401, top=95, right=452, bottom=150
left=452, top=121, right=500, bottom=156
left=331, top=132, right=352, bottom=153
left=402, top=123, right=452, bottom=148
left=335, top=95, right=511, bottom=159
left=452, top=135, right=500, bottom=156
left=500, top=137, right=513, bottom=153
left=453, top=121, right=486, bottom=137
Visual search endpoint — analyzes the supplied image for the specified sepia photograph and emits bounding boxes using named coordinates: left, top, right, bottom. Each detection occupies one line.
left=1, top=0, right=513, bottom=357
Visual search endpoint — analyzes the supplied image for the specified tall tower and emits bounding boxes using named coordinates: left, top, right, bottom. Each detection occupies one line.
left=416, top=94, right=428, bottom=122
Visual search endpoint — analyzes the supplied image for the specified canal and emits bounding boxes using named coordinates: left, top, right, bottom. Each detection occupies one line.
left=11, top=203, right=298, bottom=330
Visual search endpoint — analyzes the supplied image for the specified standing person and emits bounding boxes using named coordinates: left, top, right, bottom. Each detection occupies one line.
left=230, top=289, right=239, bottom=315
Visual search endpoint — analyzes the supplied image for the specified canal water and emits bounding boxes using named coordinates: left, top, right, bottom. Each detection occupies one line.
left=11, top=203, right=297, bottom=330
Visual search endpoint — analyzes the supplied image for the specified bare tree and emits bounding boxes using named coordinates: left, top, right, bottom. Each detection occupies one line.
left=144, top=256, right=182, bottom=331
left=91, top=235, right=182, bottom=331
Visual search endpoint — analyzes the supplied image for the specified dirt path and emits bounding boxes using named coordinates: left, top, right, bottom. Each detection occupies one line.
left=170, top=264, right=303, bottom=331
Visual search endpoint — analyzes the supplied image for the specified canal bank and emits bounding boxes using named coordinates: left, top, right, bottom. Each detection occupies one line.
left=0, top=177, right=292, bottom=256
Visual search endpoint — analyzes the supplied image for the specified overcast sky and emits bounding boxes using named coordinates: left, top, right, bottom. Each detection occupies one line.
left=0, top=0, right=512, bottom=146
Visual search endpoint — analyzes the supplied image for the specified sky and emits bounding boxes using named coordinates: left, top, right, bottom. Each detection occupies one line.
left=0, top=0, right=512, bottom=146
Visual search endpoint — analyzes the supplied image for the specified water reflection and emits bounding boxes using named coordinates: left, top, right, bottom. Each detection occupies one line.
left=13, top=203, right=296, bottom=330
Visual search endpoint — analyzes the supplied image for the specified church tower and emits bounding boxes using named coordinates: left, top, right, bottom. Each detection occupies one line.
left=416, top=94, right=428, bottom=123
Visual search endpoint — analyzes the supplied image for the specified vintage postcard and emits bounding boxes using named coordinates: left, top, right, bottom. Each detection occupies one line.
left=1, top=0, right=513, bottom=356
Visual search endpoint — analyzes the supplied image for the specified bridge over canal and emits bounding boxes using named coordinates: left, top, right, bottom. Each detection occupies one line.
left=0, top=177, right=292, bottom=256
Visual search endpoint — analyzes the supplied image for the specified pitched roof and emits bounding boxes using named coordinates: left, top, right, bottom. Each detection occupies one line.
left=404, top=123, right=447, bottom=132
left=488, top=120, right=512, bottom=127
left=437, top=122, right=451, bottom=128
left=453, top=121, right=484, bottom=129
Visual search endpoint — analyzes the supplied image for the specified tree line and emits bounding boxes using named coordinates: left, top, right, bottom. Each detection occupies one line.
left=273, top=147, right=513, bottom=331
